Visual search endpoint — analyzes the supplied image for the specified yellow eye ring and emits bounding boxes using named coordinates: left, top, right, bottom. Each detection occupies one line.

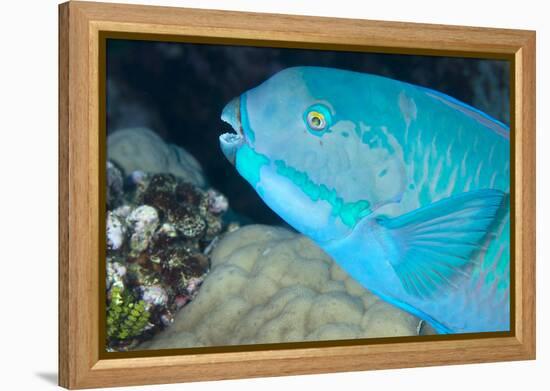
left=307, top=111, right=326, bottom=131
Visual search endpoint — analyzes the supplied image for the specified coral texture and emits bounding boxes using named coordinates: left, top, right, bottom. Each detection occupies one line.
left=105, top=161, right=232, bottom=351
left=142, top=225, right=423, bottom=349
left=107, top=127, right=205, bottom=187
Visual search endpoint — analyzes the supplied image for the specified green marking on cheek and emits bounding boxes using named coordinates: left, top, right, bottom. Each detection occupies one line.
left=340, top=200, right=372, bottom=227
left=274, top=159, right=371, bottom=227
left=303, top=181, right=320, bottom=201
left=332, top=197, right=343, bottom=215
left=236, top=144, right=270, bottom=186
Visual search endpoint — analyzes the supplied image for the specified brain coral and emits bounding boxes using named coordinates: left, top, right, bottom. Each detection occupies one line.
left=141, top=225, right=426, bottom=349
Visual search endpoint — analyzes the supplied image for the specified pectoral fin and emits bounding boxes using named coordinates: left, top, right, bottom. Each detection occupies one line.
left=377, top=189, right=506, bottom=298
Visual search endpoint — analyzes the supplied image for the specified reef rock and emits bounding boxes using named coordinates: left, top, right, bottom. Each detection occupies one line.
left=142, top=225, right=422, bottom=349
left=105, top=167, right=233, bottom=351
left=107, top=128, right=205, bottom=187
left=106, top=161, right=124, bottom=209
left=126, top=205, right=159, bottom=257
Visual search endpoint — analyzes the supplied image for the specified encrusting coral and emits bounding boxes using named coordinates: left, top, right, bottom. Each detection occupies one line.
left=105, top=158, right=233, bottom=351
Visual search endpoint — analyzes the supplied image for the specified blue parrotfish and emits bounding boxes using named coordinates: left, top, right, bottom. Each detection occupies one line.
left=219, top=66, right=510, bottom=334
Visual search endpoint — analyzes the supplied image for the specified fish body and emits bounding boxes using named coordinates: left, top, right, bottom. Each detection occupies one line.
left=220, top=66, right=510, bottom=334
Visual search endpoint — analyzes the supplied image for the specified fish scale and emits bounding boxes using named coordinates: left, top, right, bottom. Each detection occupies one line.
left=220, top=66, right=510, bottom=334
left=403, top=87, right=510, bottom=329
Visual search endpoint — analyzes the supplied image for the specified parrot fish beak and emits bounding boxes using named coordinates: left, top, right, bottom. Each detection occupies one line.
left=219, top=96, right=244, bottom=165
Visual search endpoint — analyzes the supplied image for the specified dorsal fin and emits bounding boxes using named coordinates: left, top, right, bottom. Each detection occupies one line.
left=423, top=88, right=509, bottom=139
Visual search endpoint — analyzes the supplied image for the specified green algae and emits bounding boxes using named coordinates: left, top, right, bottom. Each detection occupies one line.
left=107, top=286, right=151, bottom=342
left=236, top=144, right=270, bottom=186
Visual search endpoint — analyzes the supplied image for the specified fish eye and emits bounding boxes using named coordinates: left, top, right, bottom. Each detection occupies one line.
left=304, top=104, right=332, bottom=134
left=307, top=111, right=326, bottom=130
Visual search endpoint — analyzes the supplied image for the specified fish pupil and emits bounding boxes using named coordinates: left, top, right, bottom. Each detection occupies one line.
left=307, top=111, right=325, bottom=130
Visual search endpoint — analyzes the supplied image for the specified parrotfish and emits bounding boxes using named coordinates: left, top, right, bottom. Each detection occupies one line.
left=219, top=66, right=510, bottom=334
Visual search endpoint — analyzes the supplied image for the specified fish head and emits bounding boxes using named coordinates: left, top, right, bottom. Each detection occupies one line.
left=220, top=67, right=313, bottom=164
left=220, top=66, right=408, bottom=243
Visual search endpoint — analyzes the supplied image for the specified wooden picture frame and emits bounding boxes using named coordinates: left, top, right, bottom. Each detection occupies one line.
left=58, top=1, right=536, bottom=389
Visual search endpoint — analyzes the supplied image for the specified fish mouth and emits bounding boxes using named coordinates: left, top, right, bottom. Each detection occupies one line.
left=220, top=96, right=245, bottom=165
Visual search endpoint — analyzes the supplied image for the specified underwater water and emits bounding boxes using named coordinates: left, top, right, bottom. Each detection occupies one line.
left=105, top=39, right=510, bottom=351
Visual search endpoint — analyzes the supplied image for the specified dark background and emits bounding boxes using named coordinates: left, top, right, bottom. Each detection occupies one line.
left=106, top=39, right=510, bottom=226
